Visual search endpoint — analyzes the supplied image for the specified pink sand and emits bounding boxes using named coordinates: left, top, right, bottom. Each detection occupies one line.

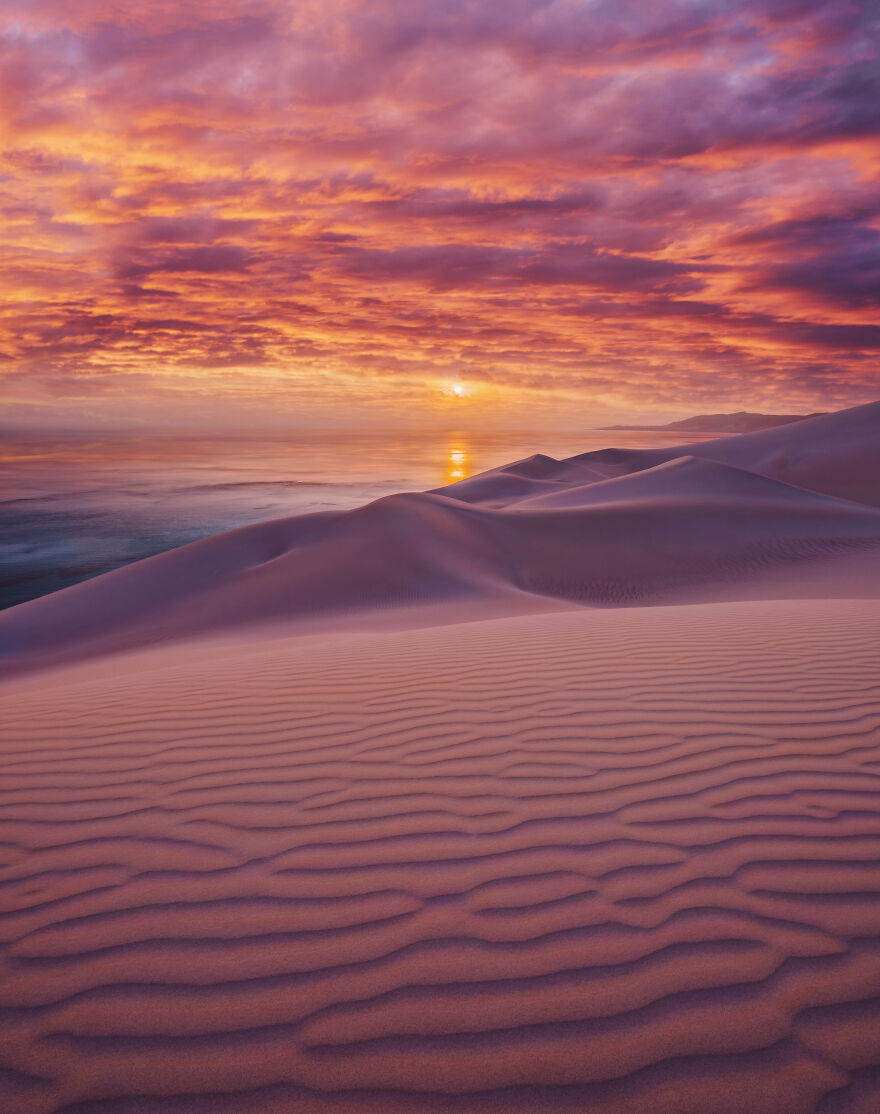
left=2, top=402, right=880, bottom=1113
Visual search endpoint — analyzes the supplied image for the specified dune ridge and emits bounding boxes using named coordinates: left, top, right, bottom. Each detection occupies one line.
left=2, top=400, right=880, bottom=1112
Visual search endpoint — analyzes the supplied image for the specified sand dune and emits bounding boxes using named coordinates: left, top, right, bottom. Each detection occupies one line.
left=3, top=404, right=880, bottom=675
left=2, top=401, right=880, bottom=1112
left=442, top=400, right=880, bottom=508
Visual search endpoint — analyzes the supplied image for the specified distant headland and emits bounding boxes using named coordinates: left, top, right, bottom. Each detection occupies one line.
left=601, top=410, right=825, bottom=434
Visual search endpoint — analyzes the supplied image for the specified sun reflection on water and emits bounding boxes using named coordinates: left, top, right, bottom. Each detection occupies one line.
left=443, top=443, right=471, bottom=485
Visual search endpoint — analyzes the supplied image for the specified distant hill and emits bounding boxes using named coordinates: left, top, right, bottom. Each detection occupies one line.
left=601, top=410, right=825, bottom=434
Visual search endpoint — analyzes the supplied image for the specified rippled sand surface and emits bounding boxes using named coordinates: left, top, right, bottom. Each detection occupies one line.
left=2, top=403, right=880, bottom=1112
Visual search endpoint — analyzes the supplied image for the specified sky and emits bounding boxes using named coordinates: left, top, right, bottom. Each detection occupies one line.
left=1, top=0, right=879, bottom=430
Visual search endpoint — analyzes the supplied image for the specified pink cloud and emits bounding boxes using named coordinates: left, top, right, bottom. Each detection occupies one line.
left=0, top=0, right=878, bottom=422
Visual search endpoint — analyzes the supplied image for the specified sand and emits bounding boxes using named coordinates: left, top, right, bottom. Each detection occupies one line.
left=2, top=403, right=880, bottom=1112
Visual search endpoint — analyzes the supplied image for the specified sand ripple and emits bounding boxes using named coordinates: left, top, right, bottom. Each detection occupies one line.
left=3, top=600, right=880, bottom=1112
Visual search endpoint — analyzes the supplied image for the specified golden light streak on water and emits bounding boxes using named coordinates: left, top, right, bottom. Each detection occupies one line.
left=443, top=442, right=471, bottom=485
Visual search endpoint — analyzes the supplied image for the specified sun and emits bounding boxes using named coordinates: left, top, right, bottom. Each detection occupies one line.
left=440, top=379, right=470, bottom=401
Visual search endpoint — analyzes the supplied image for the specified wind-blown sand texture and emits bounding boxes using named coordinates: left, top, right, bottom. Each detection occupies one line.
left=2, top=402, right=880, bottom=1113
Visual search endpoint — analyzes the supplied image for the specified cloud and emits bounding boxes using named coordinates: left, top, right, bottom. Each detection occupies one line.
left=334, top=241, right=708, bottom=293
left=0, top=0, right=878, bottom=422
left=113, top=245, right=256, bottom=280
left=731, top=210, right=880, bottom=310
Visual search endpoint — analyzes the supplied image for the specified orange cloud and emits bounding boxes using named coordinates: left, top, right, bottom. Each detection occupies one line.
left=1, top=0, right=878, bottom=428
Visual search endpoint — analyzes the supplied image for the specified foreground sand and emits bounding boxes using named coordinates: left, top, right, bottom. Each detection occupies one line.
left=2, top=403, right=880, bottom=1112
left=3, top=602, right=880, bottom=1113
